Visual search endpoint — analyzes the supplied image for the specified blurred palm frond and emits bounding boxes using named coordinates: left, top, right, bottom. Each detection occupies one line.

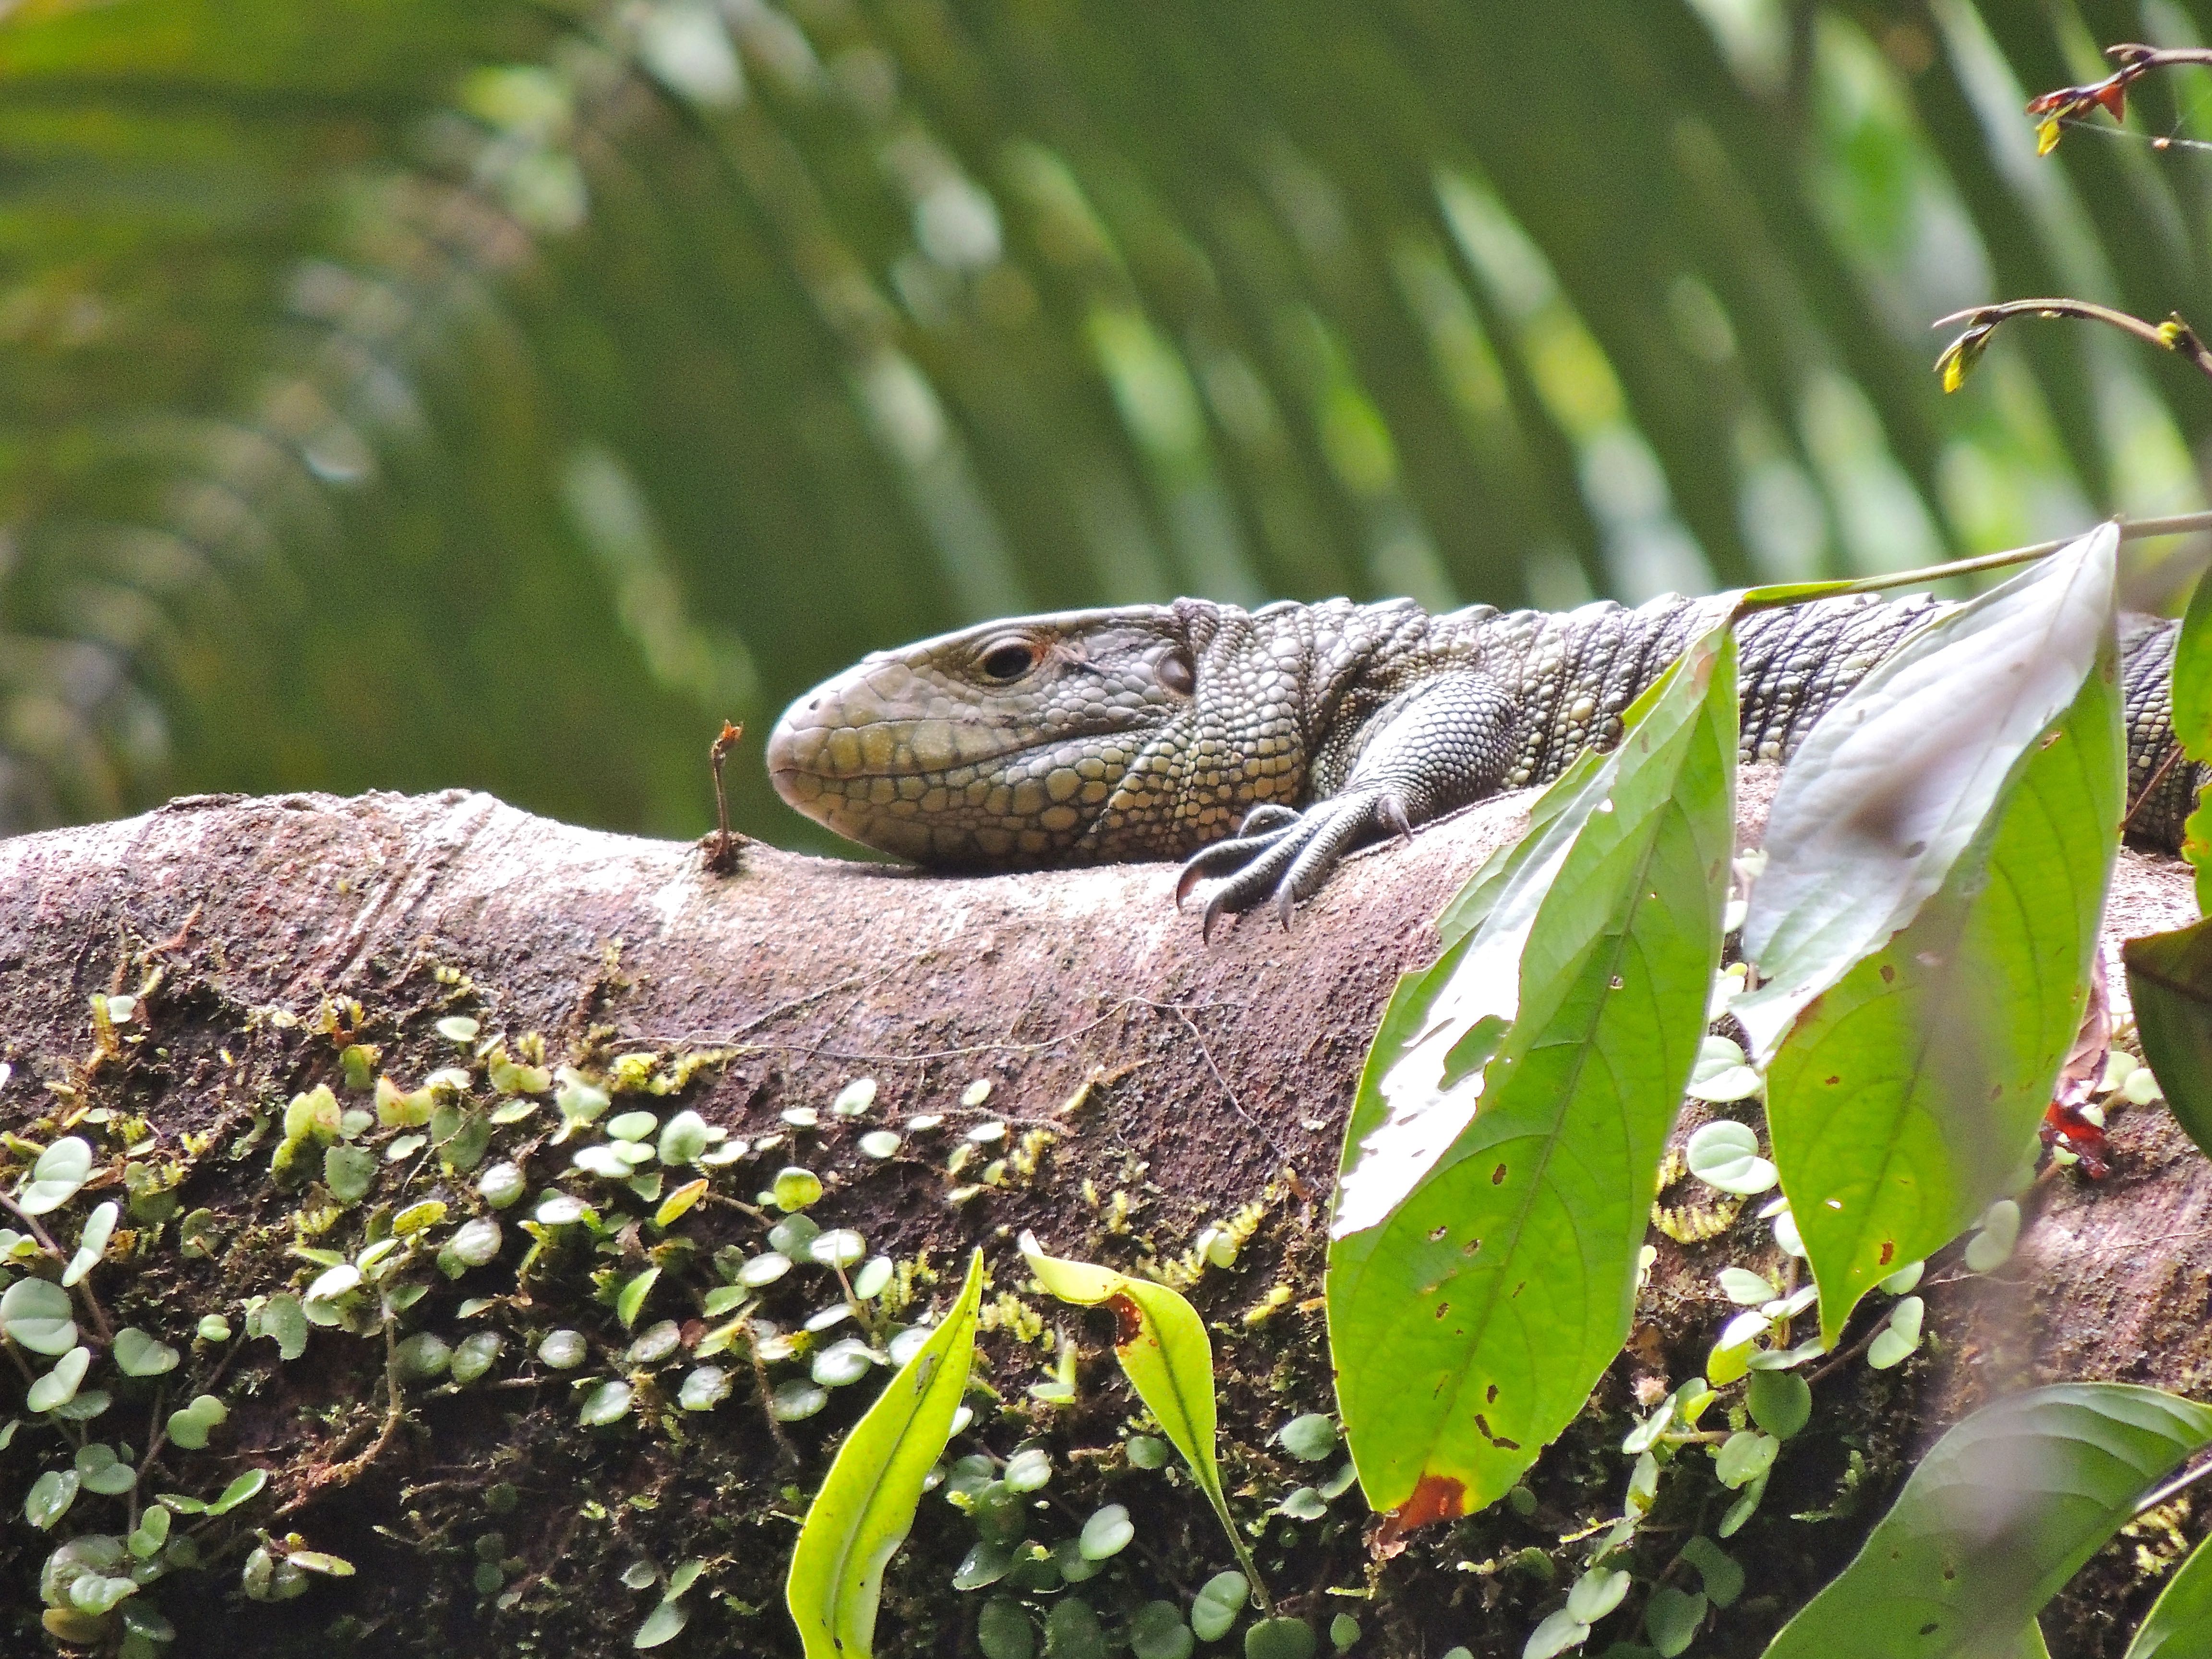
left=5, top=0, right=2212, bottom=841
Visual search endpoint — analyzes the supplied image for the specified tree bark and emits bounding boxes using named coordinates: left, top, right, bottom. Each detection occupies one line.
left=0, top=782, right=2205, bottom=1657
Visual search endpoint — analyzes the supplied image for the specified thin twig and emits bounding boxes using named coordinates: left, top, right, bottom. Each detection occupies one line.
left=1734, top=510, right=2212, bottom=614
left=2132, top=1451, right=2212, bottom=1518
left=274, top=1320, right=408, bottom=1518
left=704, top=721, right=746, bottom=875
left=1934, top=298, right=2212, bottom=386
left=1163, top=1005, right=1295, bottom=1171
left=2122, top=742, right=2188, bottom=836
left=1804, top=1319, right=1886, bottom=1388
left=2025, top=44, right=2212, bottom=153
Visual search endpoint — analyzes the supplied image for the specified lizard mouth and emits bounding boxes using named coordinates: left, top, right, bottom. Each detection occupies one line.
left=765, top=704, right=1165, bottom=866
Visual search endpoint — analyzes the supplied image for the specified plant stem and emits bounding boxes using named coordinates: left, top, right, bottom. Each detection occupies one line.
left=2131, top=1452, right=2212, bottom=1518
left=1934, top=298, right=2212, bottom=384
left=1735, top=509, right=2212, bottom=614
left=1209, top=1492, right=1277, bottom=1618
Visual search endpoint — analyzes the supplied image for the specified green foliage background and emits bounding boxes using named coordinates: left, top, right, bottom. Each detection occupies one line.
left=6, top=0, right=2212, bottom=847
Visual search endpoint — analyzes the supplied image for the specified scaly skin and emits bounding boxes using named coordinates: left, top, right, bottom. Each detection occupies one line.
left=768, top=592, right=2199, bottom=926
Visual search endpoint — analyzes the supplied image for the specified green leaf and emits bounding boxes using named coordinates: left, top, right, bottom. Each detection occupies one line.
left=1681, top=1536, right=1743, bottom=1608
left=1020, top=1234, right=1242, bottom=1555
left=1244, top=1619, right=1317, bottom=1659
left=2172, top=566, right=2212, bottom=762
left=1132, top=1600, right=1194, bottom=1659
left=616, top=1266, right=660, bottom=1329
left=1329, top=619, right=1738, bottom=1532
left=76, top=1443, right=136, bottom=1495
left=28, top=1345, right=90, bottom=1412
left=1192, top=1571, right=1251, bottom=1642
left=786, top=1248, right=984, bottom=1659
left=1716, top=1430, right=1778, bottom=1488
left=206, top=1467, right=269, bottom=1515
left=580, top=1380, right=634, bottom=1426
left=113, top=1327, right=180, bottom=1378
left=25, top=1468, right=78, bottom=1527
left=2127, top=1523, right=2212, bottom=1658
left=323, top=1142, right=378, bottom=1205
left=1079, top=1503, right=1134, bottom=1560
left=2122, top=918, right=2212, bottom=1163
left=1645, top=1587, right=1707, bottom=1657
left=634, top=1599, right=689, bottom=1649
left=63, top=1201, right=117, bottom=1286
left=1684, top=1120, right=1777, bottom=1196
left=18, top=1136, right=94, bottom=1215
left=0, top=1278, right=78, bottom=1355
left=1736, top=525, right=2119, bottom=1055
left=953, top=1542, right=1013, bottom=1590
left=1764, top=613, right=2123, bottom=1344
left=1763, top=1384, right=2212, bottom=1659
left=1522, top=1609, right=1589, bottom=1659
left=977, top=1598, right=1036, bottom=1659
left=1278, top=1414, right=1339, bottom=1462
left=1747, top=1370, right=1812, bottom=1440
left=259, top=1292, right=309, bottom=1361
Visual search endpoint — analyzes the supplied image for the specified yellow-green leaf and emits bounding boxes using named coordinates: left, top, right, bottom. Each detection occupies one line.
left=1019, top=1236, right=1226, bottom=1532
left=786, top=1249, right=983, bottom=1659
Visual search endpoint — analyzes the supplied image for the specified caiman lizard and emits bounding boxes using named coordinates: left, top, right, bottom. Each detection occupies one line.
left=767, top=591, right=2199, bottom=932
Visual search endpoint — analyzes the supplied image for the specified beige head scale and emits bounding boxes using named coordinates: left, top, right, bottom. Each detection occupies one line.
left=767, top=601, right=1303, bottom=867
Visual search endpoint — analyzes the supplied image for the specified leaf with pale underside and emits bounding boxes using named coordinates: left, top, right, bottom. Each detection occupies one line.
left=1736, top=524, right=2117, bottom=1058
left=1763, top=1385, right=2212, bottom=1659
left=786, top=1249, right=982, bottom=1659
left=1328, top=616, right=1737, bottom=1536
left=1766, top=628, right=2122, bottom=1345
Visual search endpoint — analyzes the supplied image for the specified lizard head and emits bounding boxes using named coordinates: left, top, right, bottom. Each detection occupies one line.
left=768, top=601, right=1305, bottom=867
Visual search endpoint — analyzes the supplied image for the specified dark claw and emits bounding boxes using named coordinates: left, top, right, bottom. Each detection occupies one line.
left=1175, top=829, right=1287, bottom=909
left=1202, top=890, right=1233, bottom=944
left=1182, top=791, right=1406, bottom=939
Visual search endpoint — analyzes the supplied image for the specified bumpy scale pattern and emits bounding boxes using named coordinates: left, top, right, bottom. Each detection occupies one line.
left=769, top=591, right=2194, bottom=871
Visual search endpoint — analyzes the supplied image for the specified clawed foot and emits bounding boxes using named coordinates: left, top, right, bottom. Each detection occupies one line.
left=1174, top=792, right=1414, bottom=940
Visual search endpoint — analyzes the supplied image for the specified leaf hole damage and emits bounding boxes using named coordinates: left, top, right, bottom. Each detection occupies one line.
left=1106, top=1292, right=1144, bottom=1346
left=1472, top=1414, right=1521, bottom=1451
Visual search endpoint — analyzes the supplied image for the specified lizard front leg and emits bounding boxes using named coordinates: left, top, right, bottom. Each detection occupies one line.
left=1176, top=669, right=1520, bottom=936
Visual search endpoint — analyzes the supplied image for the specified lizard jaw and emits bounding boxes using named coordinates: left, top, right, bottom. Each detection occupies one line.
left=767, top=607, right=1194, bottom=867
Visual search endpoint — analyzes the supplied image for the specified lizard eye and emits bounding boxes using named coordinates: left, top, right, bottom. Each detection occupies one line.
left=978, top=640, right=1037, bottom=682
left=1158, top=649, right=1195, bottom=696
